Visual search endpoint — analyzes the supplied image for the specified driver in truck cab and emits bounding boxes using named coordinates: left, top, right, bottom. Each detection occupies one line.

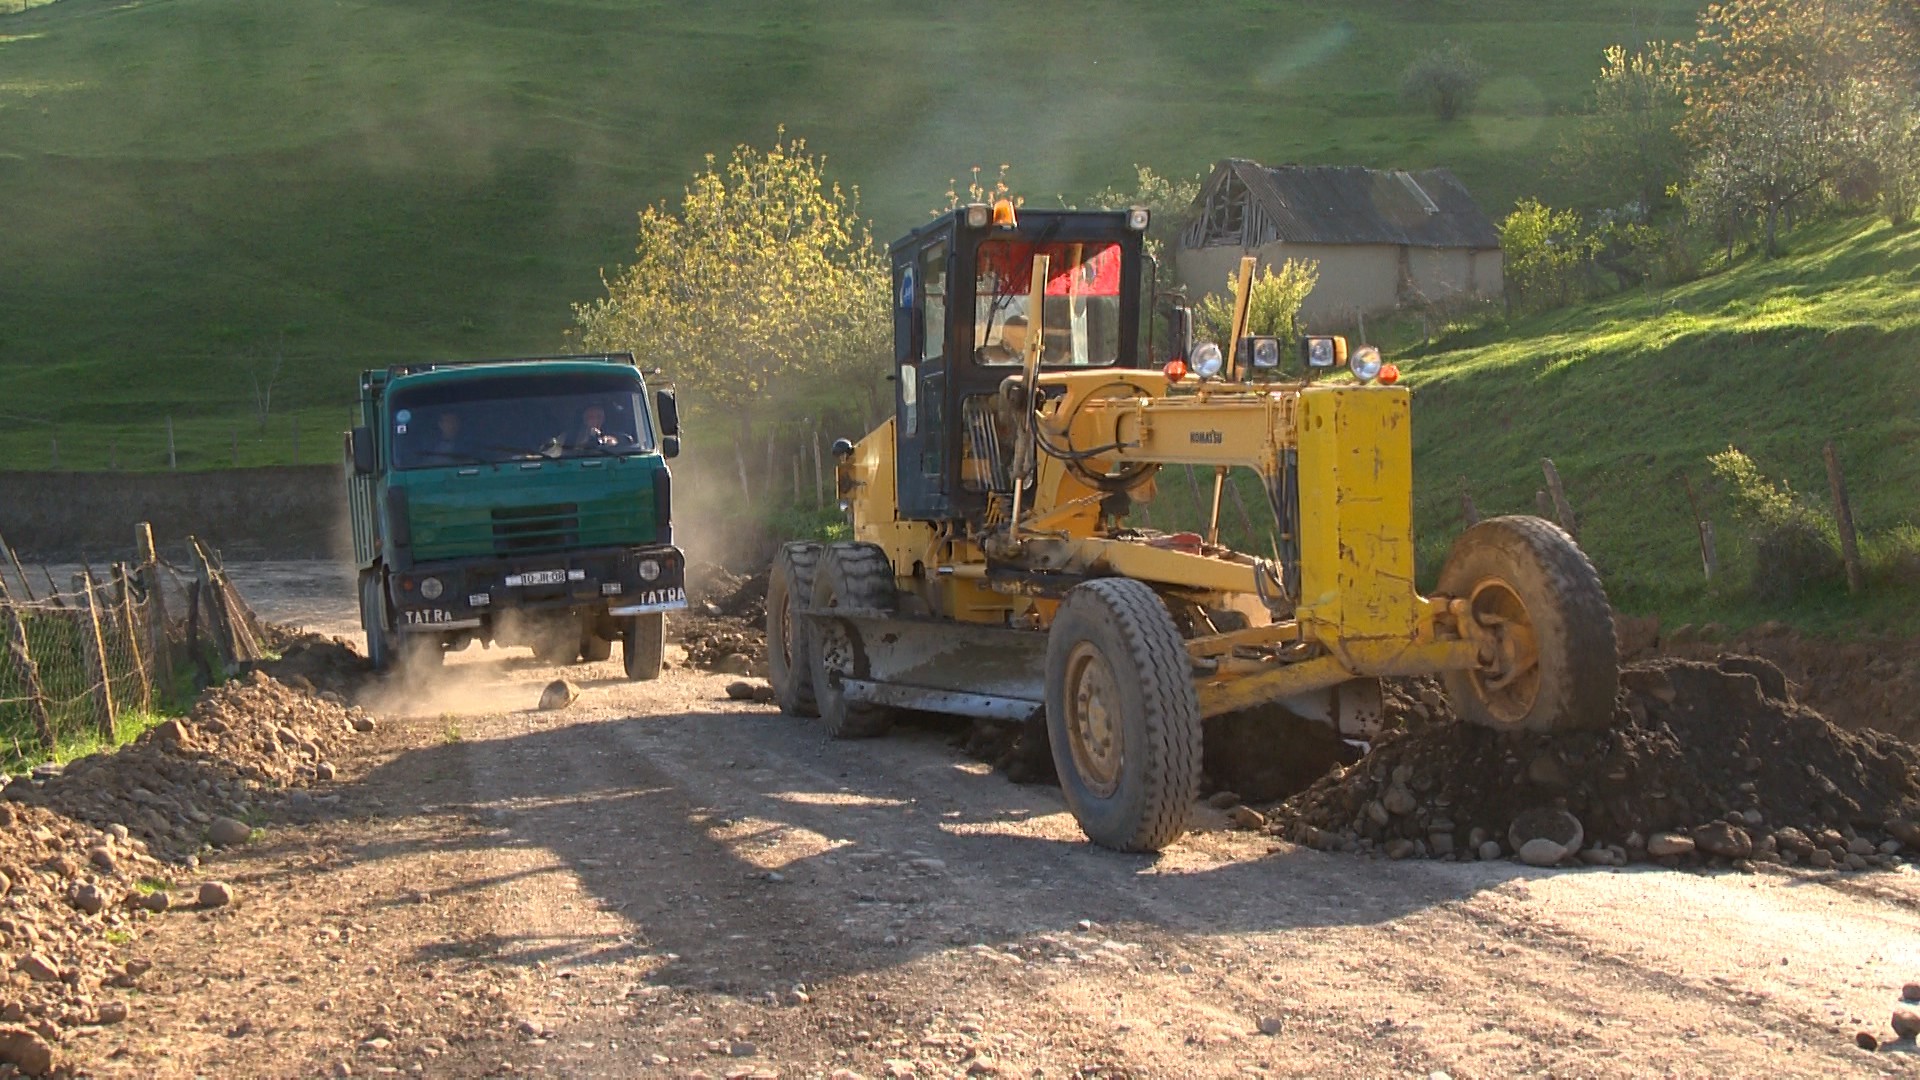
left=565, top=402, right=628, bottom=450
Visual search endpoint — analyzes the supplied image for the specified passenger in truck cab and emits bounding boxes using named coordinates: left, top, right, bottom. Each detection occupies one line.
left=428, top=411, right=465, bottom=460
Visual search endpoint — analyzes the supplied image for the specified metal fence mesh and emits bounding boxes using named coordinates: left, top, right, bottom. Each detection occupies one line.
left=1, top=529, right=258, bottom=767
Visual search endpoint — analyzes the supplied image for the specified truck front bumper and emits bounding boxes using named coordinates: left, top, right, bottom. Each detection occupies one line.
left=389, top=545, right=687, bottom=632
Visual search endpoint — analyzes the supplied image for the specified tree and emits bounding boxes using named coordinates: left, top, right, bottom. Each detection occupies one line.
left=1400, top=42, right=1486, bottom=122
left=1558, top=44, right=1687, bottom=217
left=1192, top=260, right=1319, bottom=347
left=1677, top=0, right=1915, bottom=253
left=573, top=133, right=888, bottom=498
left=1086, top=165, right=1203, bottom=272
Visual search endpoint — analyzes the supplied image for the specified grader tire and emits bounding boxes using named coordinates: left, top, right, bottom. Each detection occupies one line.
left=1437, top=515, right=1618, bottom=734
left=807, top=543, right=897, bottom=738
left=767, top=543, right=821, bottom=717
left=1044, top=578, right=1202, bottom=853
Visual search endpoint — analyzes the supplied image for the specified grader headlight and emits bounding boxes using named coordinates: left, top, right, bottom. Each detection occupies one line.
left=1189, top=341, right=1225, bottom=380
left=1242, top=336, right=1282, bottom=372
left=1350, top=345, right=1384, bottom=383
left=1303, top=335, right=1347, bottom=370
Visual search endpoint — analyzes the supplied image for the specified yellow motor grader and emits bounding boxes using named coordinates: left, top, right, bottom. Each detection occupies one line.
left=768, top=202, right=1617, bottom=852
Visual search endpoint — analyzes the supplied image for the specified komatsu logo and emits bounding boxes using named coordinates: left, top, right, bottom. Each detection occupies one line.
left=1189, top=430, right=1225, bottom=445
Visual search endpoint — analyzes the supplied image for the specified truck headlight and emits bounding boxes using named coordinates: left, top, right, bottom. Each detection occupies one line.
left=1350, top=345, right=1384, bottom=383
left=638, top=558, right=661, bottom=582
left=420, top=576, right=444, bottom=600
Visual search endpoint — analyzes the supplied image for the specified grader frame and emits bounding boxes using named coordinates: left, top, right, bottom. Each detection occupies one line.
left=769, top=204, right=1617, bottom=852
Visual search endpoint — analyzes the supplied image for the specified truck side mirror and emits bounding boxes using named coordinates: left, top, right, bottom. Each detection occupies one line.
left=350, top=427, right=375, bottom=475
left=655, top=389, right=680, bottom=437
left=661, top=435, right=680, bottom=459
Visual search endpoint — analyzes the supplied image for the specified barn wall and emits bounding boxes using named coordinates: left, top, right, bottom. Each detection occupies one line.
left=1177, top=242, right=1506, bottom=330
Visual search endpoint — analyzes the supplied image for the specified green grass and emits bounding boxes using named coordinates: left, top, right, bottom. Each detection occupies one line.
left=1397, top=215, right=1920, bottom=637
left=0, top=0, right=1700, bottom=468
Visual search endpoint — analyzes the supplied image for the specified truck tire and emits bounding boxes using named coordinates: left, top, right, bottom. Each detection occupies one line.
left=767, top=543, right=821, bottom=717
left=807, top=542, right=896, bottom=738
left=581, top=631, right=613, bottom=663
left=623, top=613, right=666, bottom=681
left=1437, top=515, right=1618, bottom=734
left=1044, top=578, right=1201, bottom=852
left=359, top=570, right=394, bottom=673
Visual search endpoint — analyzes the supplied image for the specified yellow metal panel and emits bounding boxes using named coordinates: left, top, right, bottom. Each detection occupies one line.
left=1295, top=386, right=1418, bottom=649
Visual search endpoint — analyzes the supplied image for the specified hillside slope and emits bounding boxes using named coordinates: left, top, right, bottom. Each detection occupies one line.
left=0, top=0, right=1699, bottom=466
left=1400, top=217, right=1920, bottom=635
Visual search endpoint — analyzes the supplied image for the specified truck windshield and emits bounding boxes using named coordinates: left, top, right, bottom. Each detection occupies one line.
left=388, top=371, right=653, bottom=470
left=974, top=240, right=1122, bottom=367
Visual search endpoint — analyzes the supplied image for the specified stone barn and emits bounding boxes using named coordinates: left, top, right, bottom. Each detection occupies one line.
left=1175, top=159, right=1504, bottom=327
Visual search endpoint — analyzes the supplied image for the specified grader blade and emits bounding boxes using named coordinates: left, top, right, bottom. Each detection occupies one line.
left=804, top=609, right=1047, bottom=721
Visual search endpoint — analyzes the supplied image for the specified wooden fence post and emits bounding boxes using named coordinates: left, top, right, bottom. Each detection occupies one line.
left=190, top=538, right=238, bottom=674
left=79, top=571, right=116, bottom=741
left=1681, top=474, right=1716, bottom=581
left=115, top=566, right=152, bottom=713
left=135, top=523, right=173, bottom=696
left=1823, top=441, right=1864, bottom=594
left=1, top=603, right=56, bottom=753
left=1535, top=489, right=1554, bottom=520
left=0, top=529, right=35, bottom=603
left=1540, top=458, right=1578, bottom=538
left=1458, top=477, right=1480, bottom=529
left=811, top=422, right=826, bottom=509
left=184, top=580, right=212, bottom=688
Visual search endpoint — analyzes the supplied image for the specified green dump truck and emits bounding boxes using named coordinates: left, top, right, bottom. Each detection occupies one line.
left=344, top=353, right=686, bottom=677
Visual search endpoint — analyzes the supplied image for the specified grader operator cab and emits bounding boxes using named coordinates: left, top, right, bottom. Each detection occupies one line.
left=768, top=202, right=1619, bottom=852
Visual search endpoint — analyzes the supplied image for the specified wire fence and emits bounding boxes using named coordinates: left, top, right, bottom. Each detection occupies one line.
left=0, top=525, right=267, bottom=767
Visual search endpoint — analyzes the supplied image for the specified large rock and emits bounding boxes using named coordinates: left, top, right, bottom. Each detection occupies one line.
left=1646, top=831, right=1696, bottom=858
left=1693, top=822, right=1754, bottom=859
left=16, top=954, right=60, bottom=983
left=198, top=881, right=235, bottom=908
left=537, top=680, right=579, bottom=711
left=0, top=1025, right=55, bottom=1076
left=1893, top=1006, right=1920, bottom=1041
left=206, top=817, right=252, bottom=848
left=1508, top=808, right=1583, bottom=866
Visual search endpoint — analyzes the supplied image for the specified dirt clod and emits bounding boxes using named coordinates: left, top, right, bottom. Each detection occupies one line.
left=1894, top=1006, right=1920, bottom=1041
left=207, top=816, right=252, bottom=847
left=198, top=881, right=235, bottom=908
left=538, top=680, right=580, bottom=710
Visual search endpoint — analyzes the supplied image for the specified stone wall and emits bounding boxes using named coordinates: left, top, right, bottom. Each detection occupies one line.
left=0, top=467, right=348, bottom=559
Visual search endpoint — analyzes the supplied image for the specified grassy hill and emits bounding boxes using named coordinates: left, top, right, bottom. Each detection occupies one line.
left=0, top=0, right=1700, bottom=468
left=1400, top=216, right=1920, bottom=636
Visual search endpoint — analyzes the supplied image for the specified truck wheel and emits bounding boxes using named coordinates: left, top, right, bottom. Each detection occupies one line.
left=533, top=634, right=579, bottom=665
left=1437, top=515, right=1618, bottom=734
left=359, top=571, right=394, bottom=672
left=807, top=543, right=896, bottom=738
left=1045, top=578, right=1201, bottom=853
left=623, top=613, right=666, bottom=681
left=767, top=543, right=821, bottom=717
left=398, top=633, right=445, bottom=672
left=581, top=631, right=613, bottom=662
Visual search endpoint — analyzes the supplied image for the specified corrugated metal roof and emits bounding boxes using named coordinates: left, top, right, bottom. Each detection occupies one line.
left=1190, top=159, right=1501, bottom=250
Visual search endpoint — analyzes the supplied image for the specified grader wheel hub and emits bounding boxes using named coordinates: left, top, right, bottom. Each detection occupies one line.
left=1062, top=642, right=1125, bottom=798
left=1464, top=577, right=1542, bottom=723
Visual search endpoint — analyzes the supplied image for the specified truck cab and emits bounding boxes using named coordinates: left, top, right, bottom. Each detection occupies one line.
left=344, top=353, right=686, bottom=678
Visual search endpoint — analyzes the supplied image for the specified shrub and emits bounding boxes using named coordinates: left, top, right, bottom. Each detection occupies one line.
left=1400, top=42, right=1486, bottom=122
left=1193, top=260, right=1319, bottom=347
left=1499, top=200, right=1600, bottom=311
left=1864, top=524, right=1920, bottom=587
left=1708, top=448, right=1843, bottom=603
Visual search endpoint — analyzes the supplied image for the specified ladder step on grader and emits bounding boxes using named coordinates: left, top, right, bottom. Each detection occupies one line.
left=768, top=202, right=1618, bottom=852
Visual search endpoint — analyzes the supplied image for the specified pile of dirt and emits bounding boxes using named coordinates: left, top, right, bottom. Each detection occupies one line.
left=1662, top=627, right=1920, bottom=744
left=0, top=671, right=376, bottom=1073
left=672, top=614, right=767, bottom=675
left=257, top=629, right=373, bottom=698
left=689, top=562, right=770, bottom=624
left=1270, top=657, right=1920, bottom=869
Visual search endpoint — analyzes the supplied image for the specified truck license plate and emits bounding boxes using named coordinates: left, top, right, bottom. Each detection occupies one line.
left=506, top=570, right=567, bottom=587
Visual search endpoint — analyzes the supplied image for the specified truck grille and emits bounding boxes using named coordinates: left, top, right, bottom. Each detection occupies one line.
left=491, top=504, right=580, bottom=554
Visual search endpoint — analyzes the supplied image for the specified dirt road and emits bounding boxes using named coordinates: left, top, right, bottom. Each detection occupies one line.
left=70, top=564, right=1920, bottom=1078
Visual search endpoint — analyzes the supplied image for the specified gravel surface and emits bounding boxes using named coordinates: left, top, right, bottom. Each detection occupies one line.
left=18, top=562, right=1916, bottom=1077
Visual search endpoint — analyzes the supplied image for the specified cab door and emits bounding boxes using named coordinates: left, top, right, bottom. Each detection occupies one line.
left=895, top=232, right=954, bottom=519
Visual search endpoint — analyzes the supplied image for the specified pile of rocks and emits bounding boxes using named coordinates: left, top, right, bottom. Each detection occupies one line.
left=0, top=670, right=375, bottom=1074
left=1271, top=657, right=1920, bottom=869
